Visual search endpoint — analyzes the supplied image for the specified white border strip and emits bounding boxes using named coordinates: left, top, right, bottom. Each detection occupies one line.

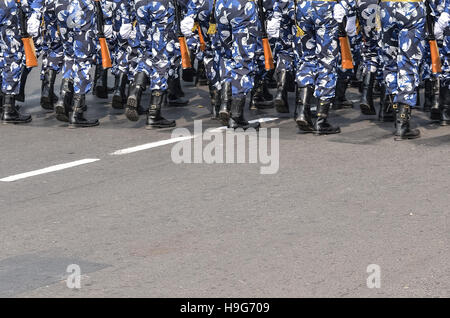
left=0, top=159, right=100, bottom=182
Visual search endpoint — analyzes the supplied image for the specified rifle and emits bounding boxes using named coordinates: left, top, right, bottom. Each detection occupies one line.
left=94, top=0, right=112, bottom=69
left=16, top=0, right=38, bottom=68
left=197, top=23, right=206, bottom=52
left=338, top=16, right=354, bottom=70
left=257, top=0, right=274, bottom=71
left=425, top=1, right=442, bottom=74
left=173, top=0, right=193, bottom=70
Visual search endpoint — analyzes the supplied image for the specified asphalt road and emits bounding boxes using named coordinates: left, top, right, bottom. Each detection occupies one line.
left=0, top=68, right=449, bottom=298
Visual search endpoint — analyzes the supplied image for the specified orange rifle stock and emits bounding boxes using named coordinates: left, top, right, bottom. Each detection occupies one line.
left=174, top=0, right=192, bottom=69
left=426, top=2, right=442, bottom=73
left=258, top=0, right=274, bottom=71
left=94, top=0, right=112, bottom=69
left=16, top=0, right=38, bottom=68
left=338, top=16, right=354, bottom=70
left=197, top=24, right=206, bottom=52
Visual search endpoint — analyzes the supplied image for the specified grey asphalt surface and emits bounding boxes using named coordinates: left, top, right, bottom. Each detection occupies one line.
left=0, top=68, right=449, bottom=298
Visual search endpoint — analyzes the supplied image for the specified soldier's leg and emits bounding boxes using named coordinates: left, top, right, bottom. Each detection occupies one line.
left=312, top=4, right=340, bottom=135
left=0, top=3, right=31, bottom=124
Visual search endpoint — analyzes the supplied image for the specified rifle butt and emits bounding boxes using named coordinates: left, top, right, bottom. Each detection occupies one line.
left=429, top=40, right=442, bottom=74
left=22, top=37, right=38, bottom=68
left=179, top=36, right=192, bottom=69
left=262, top=38, right=274, bottom=71
left=339, top=36, right=354, bottom=70
left=99, top=37, right=112, bottom=69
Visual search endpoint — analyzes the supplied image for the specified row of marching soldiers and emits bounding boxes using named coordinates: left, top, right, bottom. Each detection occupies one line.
left=0, top=0, right=449, bottom=140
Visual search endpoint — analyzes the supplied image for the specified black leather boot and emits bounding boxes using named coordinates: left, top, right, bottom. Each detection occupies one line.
left=69, top=94, right=99, bottom=128
left=274, top=69, right=290, bottom=113
left=360, top=72, right=377, bottom=115
left=249, top=78, right=273, bottom=110
left=1, top=95, right=32, bottom=124
left=196, top=60, right=208, bottom=86
left=294, top=85, right=314, bottom=133
left=55, top=78, right=74, bottom=123
left=423, top=79, right=434, bottom=112
left=229, top=97, right=261, bottom=130
left=126, top=72, right=148, bottom=122
left=266, top=69, right=277, bottom=89
left=334, top=78, right=353, bottom=109
left=219, top=81, right=232, bottom=125
left=16, top=67, right=30, bottom=103
left=430, top=78, right=441, bottom=120
left=314, top=100, right=341, bottom=135
left=112, top=73, right=128, bottom=109
left=209, top=84, right=221, bottom=120
left=41, top=69, right=58, bottom=110
left=379, top=92, right=396, bottom=122
left=394, top=103, right=420, bottom=140
left=146, top=90, right=176, bottom=129
left=415, top=87, right=421, bottom=108
left=94, top=65, right=108, bottom=99
left=439, top=81, right=450, bottom=126
left=168, top=76, right=189, bottom=106
left=0, top=92, right=3, bottom=114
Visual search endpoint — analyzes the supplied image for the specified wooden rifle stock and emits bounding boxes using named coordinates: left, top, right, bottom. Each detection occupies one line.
left=257, top=0, right=274, bottom=71
left=173, top=0, right=192, bottom=69
left=426, top=2, right=442, bottom=74
left=16, top=0, right=38, bottom=68
left=338, top=17, right=354, bottom=70
left=197, top=24, right=206, bottom=52
left=94, top=0, right=112, bottom=69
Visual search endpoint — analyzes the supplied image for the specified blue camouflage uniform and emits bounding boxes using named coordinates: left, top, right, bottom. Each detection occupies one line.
left=215, top=0, right=259, bottom=98
left=185, top=0, right=221, bottom=90
left=379, top=0, right=426, bottom=107
left=295, top=0, right=347, bottom=100
left=41, top=0, right=64, bottom=77
left=0, top=0, right=42, bottom=95
left=50, top=0, right=97, bottom=95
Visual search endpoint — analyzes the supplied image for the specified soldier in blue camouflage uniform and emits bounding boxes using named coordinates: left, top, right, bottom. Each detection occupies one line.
left=432, top=0, right=449, bottom=125
left=355, top=0, right=388, bottom=119
left=51, top=0, right=99, bottom=127
left=182, top=0, right=222, bottom=119
left=294, top=0, right=346, bottom=135
left=124, top=0, right=177, bottom=128
left=40, top=0, right=64, bottom=111
left=213, top=0, right=262, bottom=130
left=0, top=0, right=43, bottom=123
left=379, top=0, right=425, bottom=139
left=267, top=0, right=296, bottom=114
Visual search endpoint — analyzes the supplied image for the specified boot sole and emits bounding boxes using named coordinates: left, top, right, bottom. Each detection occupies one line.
left=314, top=128, right=341, bottom=136
left=145, top=123, right=176, bottom=129
left=40, top=97, right=55, bottom=110
left=295, top=120, right=314, bottom=133
left=394, top=135, right=420, bottom=141
left=112, top=95, right=125, bottom=109
left=69, top=122, right=100, bottom=128
left=274, top=99, right=290, bottom=113
left=2, top=118, right=32, bottom=124
left=360, top=103, right=377, bottom=115
left=125, top=98, right=140, bottom=122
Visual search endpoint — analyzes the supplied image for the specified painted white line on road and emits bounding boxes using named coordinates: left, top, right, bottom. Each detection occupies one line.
left=111, top=136, right=195, bottom=155
left=0, top=159, right=100, bottom=182
left=112, top=118, right=280, bottom=154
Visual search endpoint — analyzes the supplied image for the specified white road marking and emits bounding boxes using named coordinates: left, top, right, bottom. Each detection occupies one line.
left=110, top=136, right=195, bottom=155
left=0, top=159, right=100, bottom=183
left=112, top=118, right=280, bottom=154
